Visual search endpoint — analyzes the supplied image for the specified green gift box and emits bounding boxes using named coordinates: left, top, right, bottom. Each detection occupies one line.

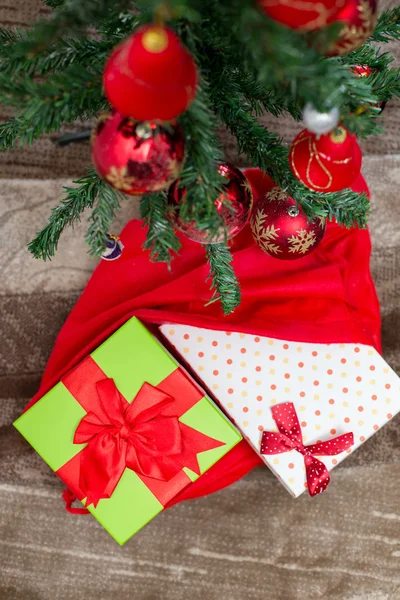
left=14, top=317, right=241, bottom=544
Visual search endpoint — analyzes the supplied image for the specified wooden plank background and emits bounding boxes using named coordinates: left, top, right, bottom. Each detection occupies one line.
left=0, top=2, right=399, bottom=599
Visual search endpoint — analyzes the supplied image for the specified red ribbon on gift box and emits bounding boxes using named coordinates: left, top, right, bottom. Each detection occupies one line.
left=56, top=356, right=224, bottom=508
left=260, top=402, right=354, bottom=496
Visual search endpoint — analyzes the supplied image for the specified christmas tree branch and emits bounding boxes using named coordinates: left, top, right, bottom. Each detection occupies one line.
left=9, top=0, right=135, bottom=59
left=0, top=119, right=25, bottom=151
left=203, top=56, right=369, bottom=228
left=0, top=27, right=19, bottom=45
left=85, top=185, right=122, bottom=256
left=0, top=36, right=110, bottom=78
left=370, top=7, right=400, bottom=43
left=44, top=0, right=65, bottom=8
left=299, top=188, right=370, bottom=228
left=196, top=0, right=382, bottom=136
left=205, top=243, right=241, bottom=315
left=177, top=84, right=226, bottom=238
left=28, top=168, right=102, bottom=260
left=140, top=192, right=182, bottom=263
left=342, top=45, right=400, bottom=106
left=0, top=64, right=105, bottom=149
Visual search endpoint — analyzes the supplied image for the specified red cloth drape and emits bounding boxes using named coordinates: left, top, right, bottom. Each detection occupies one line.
left=25, top=169, right=380, bottom=507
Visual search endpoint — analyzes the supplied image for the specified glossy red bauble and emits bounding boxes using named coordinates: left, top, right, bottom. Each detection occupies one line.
left=91, top=112, right=186, bottom=195
left=352, top=64, right=373, bottom=78
left=168, top=164, right=253, bottom=244
left=251, top=188, right=326, bottom=260
left=103, top=25, right=197, bottom=121
left=289, top=126, right=362, bottom=192
left=258, top=0, right=346, bottom=30
left=327, top=0, right=377, bottom=55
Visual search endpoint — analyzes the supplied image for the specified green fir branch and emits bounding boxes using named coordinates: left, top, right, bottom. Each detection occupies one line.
left=0, top=64, right=105, bottom=149
left=299, top=188, right=370, bottom=228
left=370, top=8, right=400, bottom=43
left=140, top=192, right=182, bottom=263
left=10, top=0, right=135, bottom=58
left=43, top=0, right=65, bottom=7
left=177, top=84, right=226, bottom=238
left=341, top=45, right=400, bottom=108
left=204, top=59, right=369, bottom=227
left=198, top=0, right=381, bottom=135
left=28, top=169, right=103, bottom=260
left=205, top=243, right=241, bottom=315
left=0, top=119, right=24, bottom=151
left=85, top=185, right=122, bottom=256
left=0, top=37, right=110, bottom=78
left=0, top=27, right=19, bottom=45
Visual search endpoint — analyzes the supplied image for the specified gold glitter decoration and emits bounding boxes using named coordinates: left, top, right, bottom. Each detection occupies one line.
left=334, top=0, right=377, bottom=55
left=288, top=229, right=317, bottom=254
left=290, top=130, right=353, bottom=191
left=266, top=187, right=288, bottom=203
left=251, top=211, right=282, bottom=255
left=106, top=166, right=136, bottom=192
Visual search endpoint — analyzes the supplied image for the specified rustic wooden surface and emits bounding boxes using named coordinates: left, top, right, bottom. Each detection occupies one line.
left=1, top=1, right=400, bottom=599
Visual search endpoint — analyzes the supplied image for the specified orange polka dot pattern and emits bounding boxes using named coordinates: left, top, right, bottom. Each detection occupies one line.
left=160, top=325, right=400, bottom=499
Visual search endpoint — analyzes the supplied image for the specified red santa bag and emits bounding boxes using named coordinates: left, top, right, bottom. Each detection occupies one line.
left=24, top=169, right=380, bottom=507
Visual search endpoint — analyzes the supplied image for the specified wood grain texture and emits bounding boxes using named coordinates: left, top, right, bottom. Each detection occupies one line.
left=0, top=154, right=400, bottom=600
left=0, top=2, right=399, bottom=598
left=0, top=466, right=400, bottom=600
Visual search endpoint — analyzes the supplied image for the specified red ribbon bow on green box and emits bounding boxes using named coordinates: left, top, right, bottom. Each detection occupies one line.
left=261, top=402, right=354, bottom=496
left=57, top=356, right=225, bottom=508
left=72, top=375, right=223, bottom=507
left=14, top=317, right=241, bottom=544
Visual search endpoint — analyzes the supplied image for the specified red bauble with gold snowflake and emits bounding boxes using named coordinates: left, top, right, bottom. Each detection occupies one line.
left=289, top=126, right=362, bottom=193
left=168, top=164, right=253, bottom=244
left=251, top=188, right=326, bottom=260
left=103, top=24, right=197, bottom=121
left=91, top=112, right=186, bottom=195
left=258, top=0, right=346, bottom=31
left=327, top=0, right=378, bottom=56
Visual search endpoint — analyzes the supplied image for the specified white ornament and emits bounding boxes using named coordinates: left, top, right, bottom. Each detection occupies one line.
left=302, top=103, right=340, bottom=135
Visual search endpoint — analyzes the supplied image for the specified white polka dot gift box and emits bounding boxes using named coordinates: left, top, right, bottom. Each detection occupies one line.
left=160, top=325, right=400, bottom=498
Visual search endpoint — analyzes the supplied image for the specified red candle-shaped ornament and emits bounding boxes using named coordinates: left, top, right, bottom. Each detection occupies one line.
left=289, top=126, right=362, bottom=192
left=258, top=0, right=346, bottom=30
left=91, top=112, right=186, bottom=195
left=168, top=164, right=253, bottom=244
left=104, top=25, right=198, bottom=121
left=251, top=188, right=326, bottom=260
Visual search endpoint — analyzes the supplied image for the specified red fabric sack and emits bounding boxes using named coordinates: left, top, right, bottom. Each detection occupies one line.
left=25, top=169, right=380, bottom=507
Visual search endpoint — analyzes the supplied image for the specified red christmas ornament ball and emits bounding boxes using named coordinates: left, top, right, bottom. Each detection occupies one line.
left=103, top=25, right=197, bottom=121
left=168, top=164, right=253, bottom=244
left=327, top=0, right=378, bottom=56
left=352, top=64, right=373, bottom=78
left=91, top=112, right=186, bottom=195
left=289, top=126, right=362, bottom=192
left=251, top=188, right=326, bottom=260
left=258, top=0, right=346, bottom=31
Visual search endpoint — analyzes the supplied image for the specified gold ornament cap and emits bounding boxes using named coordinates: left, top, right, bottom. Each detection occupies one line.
left=330, top=126, right=347, bottom=144
left=142, top=26, right=169, bottom=53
